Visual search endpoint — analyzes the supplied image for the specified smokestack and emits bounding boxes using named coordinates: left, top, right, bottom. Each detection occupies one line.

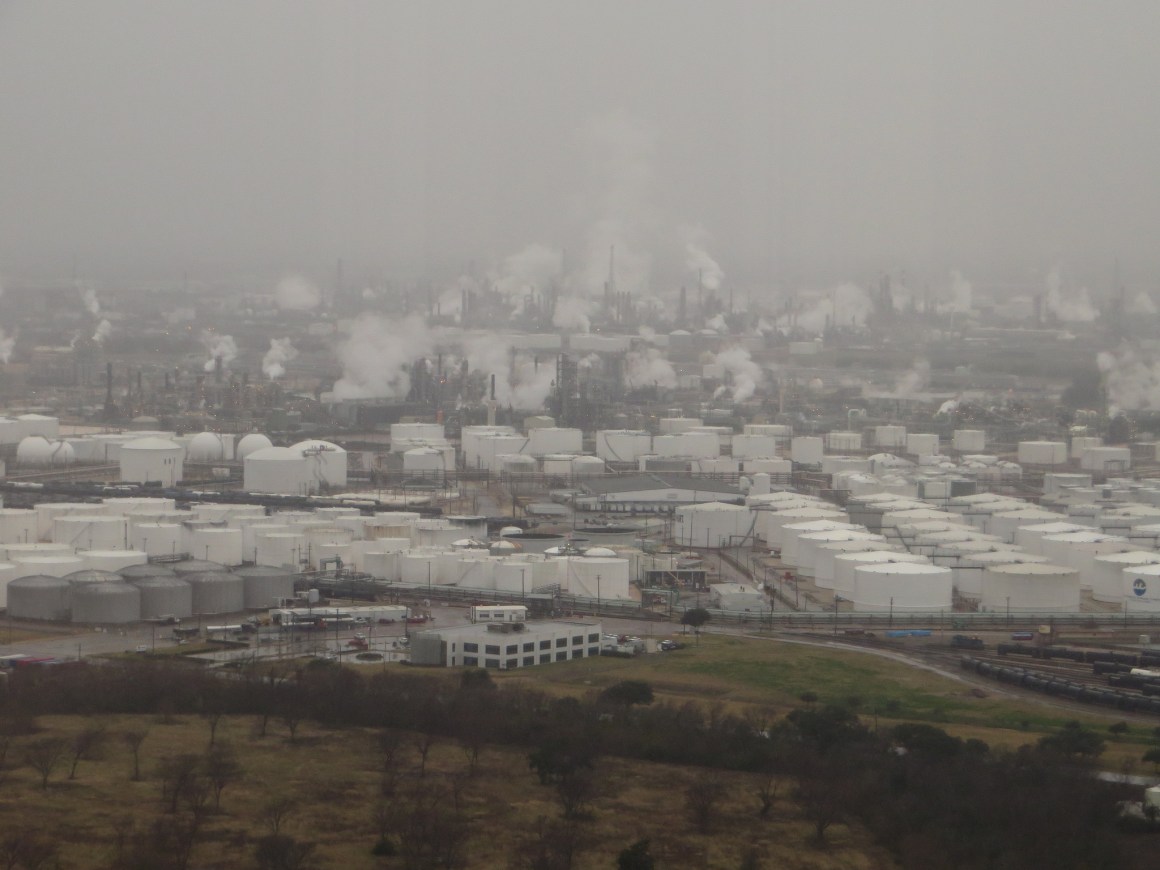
left=105, top=361, right=114, bottom=410
left=214, top=355, right=223, bottom=384
left=678, top=286, right=687, bottom=326
left=489, top=373, right=496, bottom=401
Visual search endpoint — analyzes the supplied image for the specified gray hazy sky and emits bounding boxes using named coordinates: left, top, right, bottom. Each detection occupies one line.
left=2, top=0, right=1159, bottom=293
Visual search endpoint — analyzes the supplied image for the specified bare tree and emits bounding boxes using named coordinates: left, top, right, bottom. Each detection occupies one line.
left=202, top=709, right=225, bottom=748
left=261, top=796, right=297, bottom=836
left=202, top=742, right=243, bottom=812
left=157, top=754, right=202, bottom=814
left=24, top=737, right=67, bottom=790
left=556, top=769, right=598, bottom=821
left=254, top=834, right=317, bottom=870
left=461, top=731, right=485, bottom=778
left=414, top=732, right=437, bottom=779
left=68, top=725, right=107, bottom=779
left=123, top=729, right=148, bottom=781
left=280, top=709, right=303, bottom=745
left=755, top=768, right=781, bottom=820
left=685, top=773, right=726, bottom=835
left=0, top=830, right=58, bottom=870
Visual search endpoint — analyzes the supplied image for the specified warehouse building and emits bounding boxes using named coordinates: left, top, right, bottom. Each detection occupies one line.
left=409, top=618, right=603, bottom=669
left=576, top=474, right=742, bottom=513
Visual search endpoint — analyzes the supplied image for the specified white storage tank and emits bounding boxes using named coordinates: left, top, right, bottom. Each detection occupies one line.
left=401, top=552, right=440, bottom=586
left=988, top=508, right=1064, bottom=544
left=0, top=562, right=15, bottom=608
left=742, top=458, right=793, bottom=475
left=794, top=530, right=884, bottom=580
left=245, top=446, right=314, bottom=495
left=186, top=571, right=245, bottom=615
left=1124, top=564, right=1160, bottom=612
left=982, top=562, right=1080, bottom=612
left=658, top=417, right=701, bottom=434
left=13, top=554, right=86, bottom=579
left=1090, top=552, right=1160, bottom=604
left=79, top=549, right=148, bottom=573
left=236, top=522, right=290, bottom=560
left=70, top=582, right=141, bottom=624
left=255, top=533, right=307, bottom=569
left=500, top=453, right=537, bottom=475
left=906, top=433, right=939, bottom=456
left=832, top=551, right=930, bottom=600
left=571, top=455, right=606, bottom=477
left=874, top=426, right=907, bottom=449
left=814, top=539, right=899, bottom=589
left=235, top=566, right=296, bottom=609
left=414, top=521, right=463, bottom=549
left=130, top=575, right=194, bottom=620
left=542, top=454, right=577, bottom=476
left=1080, top=446, right=1132, bottom=473
left=556, top=556, right=631, bottom=599
left=15, top=436, right=75, bottom=467
left=674, top=502, right=753, bottom=548
left=403, top=447, right=449, bottom=478
left=780, top=521, right=862, bottom=567
left=0, top=509, right=39, bottom=545
left=1038, top=532, right=1133, bottom=588
left=596, top=429, right=652, bottom=462
left=790, top=437, right=825, bottom=465
left=390, top=422, right=445, bottom=445
left=35, top=503, right=105, bottom=542
left=130, top=523, right=184, bottom=559
left=236, top=433, right=273, bottom=460
left=852, top=562, right=952, bottom=612
left=1016, top=441, right=1067, bottom=466
left=1014, top=521, right=1095, bottom=554
left=188, top=527, right=244, bottom=566
left=119, top=437, right=185, bottom=486
left=761, top=507, right=845, bottom=550
left=186, top=431, right=230, bottom=462
left=7, top=575, right=72, bottom=620
left=527, top=427, right=583, bottom=457
left=170, top=559, right=227, bottom=577
left=732, top=434, right=777, bottom=459
left=824, top=431, right=862, bottom=452
left=947, top=548, right=1037, bottom=599
left=494, top=559, right=538, bottom=594
left=952, top=430, right=986, bottom=452
left=363, top=551, right=401, bottom=581
left=290, top=439, right=348, bottom=488
left=653, top=432, right=720, bottom=459
left=821, top=457, right=872, bottom=475
left=1, top=542, right=73, bottom=563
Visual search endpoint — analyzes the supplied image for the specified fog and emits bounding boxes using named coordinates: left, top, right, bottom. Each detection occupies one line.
left=2, top=0, right=1160, bottom=291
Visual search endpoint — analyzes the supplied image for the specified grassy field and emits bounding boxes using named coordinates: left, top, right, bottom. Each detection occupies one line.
left=0, top=712, right=896, bottom=870
left=476, top=634, right=1160, bottom=766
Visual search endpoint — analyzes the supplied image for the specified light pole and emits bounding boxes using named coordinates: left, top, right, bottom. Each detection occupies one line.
left=889, top=596, right=893, bottom=627
left=596, top=573, right=602, bottom=615
left=520, top=566, right=527, bottom=603
left=1006, top=596, right=1010, bottom=626
left=833, top=595, right=844, bottom=636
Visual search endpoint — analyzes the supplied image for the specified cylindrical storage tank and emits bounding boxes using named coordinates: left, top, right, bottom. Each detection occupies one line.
left=494, top=560, right=537, bottom=594
left=239, top=523, right=290, bottom=560
left=304, top=525, right=354, bottom=550
left=314, top=506, right=361, bottom=522
left=1070, top=436, right=1103, bottom=459
left=235, top=566, right=296, bottom=610
left=500, top=453, right=537, bottom=476
left=794, top=530, right=883, bottom=580
left=403, top=447, right=448, bottom=479
left=170, top=559, right=227, bottom=577
left=192, top=503, right=265, bottom=524
left=981, top=562, right=1080, bottom=612
left=103, top=496, right=176, bottom=515
left=1014, top=521, right=1095, bottom=554
left=130, top=523, right=184, bottom=559
left=499, top=532, right=566, bottom=554
left=186, top=571, right=244, bottom=615
left=1124, top=564, right=1160, bottom=612
left=732, top=434, right=777, bottom=459
left=596, top=430, right=652, bottom=462
left=1016, top=441, right=1067, bottom=466
left=1080, top=446, right=1132, bottom=473
left=557, top=556, right=631, bottom=599
left=70, top=582, right=141, bottom=624
left=35, top=503, right=105, bottom=542
left=236, top=433, right=273, bottom=460
left=7, top=575, right=72, bottom=620
left=944, top=547, right=1032, bottom=598
left=415, top=521, right=463, bottom=549
left=79, top=549, right=148, bottom=573
left=952, top=430, right=986, bottom=452
left=244, top=447, right=314, bottom=495
left=571, top=455, right=606, bottom=477
left=452, top=557, right=496, bottom=590
left=1038, top=532, right=1133, bottom=588
left=309, top=541, right=352, bottom=570
left=1, top=542, right=73, bottom=562
left=0, top=562, right=15, bottom=607
left=988, top=508, right=1063, bottom=544
left=761, top=507, right=845, bottom=550
left=906, top=433, right=939, bottom=456
left=53, top=515, right=127, bottom=551
left=390, top=422, right=445, bottom=444
left=365, top=537, right=411, bottom=554
left=1090, top=552, right=1160, bottom=603
left=119, top=563, right=177, bottom=581
left=814, top=539, right=899, bottom=589
left=852, top=562, right=952, bottom=612
left=527, top=427, right=583, bottom=457
left=658, top=417, right=701, bottom=434
left=0, top=509, right=39, bottom=545
left=542, top=454, right=577, bottom=476
left=743, top=458, right=793, bottom=475
left=401, top=552, right=440, bottom=586
left=188, top=527, right=244, bottom=567
left=254, top=533, right=306, bottom=569
left=13, top=555, right=86, bottom=579
left=873, top=426, right=907, bottom=449
left=833, top=551, right=930, bottom=600
left=119, top=437, right=185, bottom=486
left=363, top=551, right=400, bottom=581
left=131, top=575, right=193, bottom=620
left=824, top=431, right=862, bottom=452
left=780, top=521, right=862, bottom=567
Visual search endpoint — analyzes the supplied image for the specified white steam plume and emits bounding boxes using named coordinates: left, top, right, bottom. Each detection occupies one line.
left=78, top=283, right=101, bottom=317
left=624, top=348, right=677, bottom=390
left=1128, top=291, right=1158, bottom=315
left=943, top=271, right=973, bottom=314
left=786, top=283, right=875, bottom=335
left=1096, top=346, right=1160, bottom=413
left=333, top=313, right=432, bottom=400
left=493, top=244, right=562, bottom=310
left=201, top=332, right=238, bottom=372
left=552, top=295, right=592, bottom=333
left=275, top=273, right=322, bottom=311
left=92, top=319, right=112, bottom=343
left=1045, top=265, right=1098, bottom=322
left=462, top=334, right=555, bottom=410
left=705, top=313, right=728, bottom=333
left=262, top=337, right=298, bottom=380
left=714, top=345, right=763, bottom=402
left=894, top=359, right=931, bottom=397
left=683, top=226, right=725, bottom=291
left=0, top=327, right=14, bottom=363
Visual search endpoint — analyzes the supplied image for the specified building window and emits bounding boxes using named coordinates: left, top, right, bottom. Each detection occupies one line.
left=572, top=649, right=584, bottom=659
left=540, top=654, right=551, bottom=664
left=463, top=642, right=478, bottom=653
left=523, top=656, right=534, bottom=667
left=539, top=640, right=551, bottom=650
left=523, top=642, right=535, bottom=652
left=572, top=636, right=583, bottom=645
left=588, top=647, right=600, bottom=657
left=485, top=645, right=500, bottom=655
left=464, top=656, right=478, bottom=667
left=506, top=644, right=518, bottom=655
left=588, top=633, right=599, bottom=643
left=555, top=652, right=568, bottom=662
left=484, top=658, right=500, bottom=669
left=506, top=658, right=517, bottom=669
left=555, top=637, right=567, bottom=648
left=451, top=643, right=456, bottom=652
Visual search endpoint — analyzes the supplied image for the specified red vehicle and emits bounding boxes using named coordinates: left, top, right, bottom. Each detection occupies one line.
left=405, top=615, right=429, bottom=625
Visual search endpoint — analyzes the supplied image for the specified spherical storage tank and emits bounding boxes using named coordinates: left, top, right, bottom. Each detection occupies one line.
left=0, top=508, right=39, bottom=545
left=186, top=431, right=230, bottom=462
left=8, top=576, right=72, bottom=620
left=186, top=571, right=244, bottom=615
left=244, top=447, right=314, bottom=495
left=290, top=439, right=348, bottom=488
left=234, top=566, right=295, bottom=609
left=1090, top=552, right=1160, bottom=603
left=130, top=575, right=193, bottom=620
left=71, top=582, right=141, bottom=624
left=852, top=562, right=952, bottom=612
left=119, top=437, right=185, bottom=486
left=15, top=436, right=75, bottom=468
left=236, top=433, right=273, bottom=460
left=982, top=563, right=1080, bottom=613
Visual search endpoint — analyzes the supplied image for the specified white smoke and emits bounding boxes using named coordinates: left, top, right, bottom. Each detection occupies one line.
left=683, top=226, right=724, bottom=291
left=894, top=359, right=931, bottom=397
left=262, top=337, right=298, bottom=380
left=333, top=313, right=432, bottom=400
left=275, top=273, right=322, bottom=311
left=1096, top=346, right=1160, bottom=413
left=1128, top=291, right=1158, bottom=315
left=462, top=334, right=555, bottom=410
left=92, top=319, right=112, bottom=344
left=714, top=345, right=763, bottom=402
left=942, top=271, right=973, bottom=314
left=552, top=295, right=592, bottom=333
left=788, top=283, right=875, bottom=335
left=705, top=313, right=728, bottom=333
left=624, top=347, right=677, bottom=390
left=78, top=284, right=101, bottom=317
left=937, top=398, right=959, bottom=416
left=492, top=244, right=562, bottom=309
left=1045, top=265, right=1098, bottom=322
left=200, top=332, right=238, bottom=372
left=0, top=327, right=14, bottom=363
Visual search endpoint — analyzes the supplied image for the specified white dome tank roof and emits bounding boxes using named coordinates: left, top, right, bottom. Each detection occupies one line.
left=187, top=432, right=227, bottom=461
left=122, top=436, right=183, bottom=451
left=16, top=436, right=74, bottom=466
left=236, top=433, right=273, bottom=459
left=291, top=439, right=346, bottom=454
